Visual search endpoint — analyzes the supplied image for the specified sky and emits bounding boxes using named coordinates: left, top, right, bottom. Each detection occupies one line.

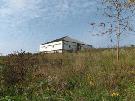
left=0, top=0, right=135, bottom=54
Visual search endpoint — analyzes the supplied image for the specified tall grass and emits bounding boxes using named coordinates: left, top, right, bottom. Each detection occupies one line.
left=0, top=48, right=135, bottom=101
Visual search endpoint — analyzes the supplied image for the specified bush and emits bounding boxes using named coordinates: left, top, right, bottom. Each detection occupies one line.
left=2, top=51, right=37, bottom=86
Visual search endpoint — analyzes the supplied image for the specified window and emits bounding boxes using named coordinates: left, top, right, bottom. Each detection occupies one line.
left=55, top=43, right=61, bottom=45
left=69, top=45, right=71, bottom=48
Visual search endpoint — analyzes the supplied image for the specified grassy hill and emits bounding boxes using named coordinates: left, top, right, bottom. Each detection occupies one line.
left=0, top=48, right=135, bottom=101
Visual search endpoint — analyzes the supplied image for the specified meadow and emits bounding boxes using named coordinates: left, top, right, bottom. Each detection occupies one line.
left=0, top=48, right=135, bottom=101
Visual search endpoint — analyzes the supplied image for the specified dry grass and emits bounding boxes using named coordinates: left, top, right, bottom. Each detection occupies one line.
left=0, top=48, right=135, bottom=101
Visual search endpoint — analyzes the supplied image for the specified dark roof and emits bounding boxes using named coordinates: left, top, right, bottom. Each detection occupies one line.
left=42, top=36, right=68, bottom=45
left=41, top=36, right=92, bottom=47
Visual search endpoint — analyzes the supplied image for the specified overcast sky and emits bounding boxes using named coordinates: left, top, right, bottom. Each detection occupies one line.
left=0, top=0, right=135, bottom=54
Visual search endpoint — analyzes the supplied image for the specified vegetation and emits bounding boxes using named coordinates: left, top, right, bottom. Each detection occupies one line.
left=0, top=48, right=135, bottom=101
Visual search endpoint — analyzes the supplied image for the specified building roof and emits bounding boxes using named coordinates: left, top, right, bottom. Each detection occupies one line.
left=41, top=36, right=90, bottom=45
left=41, top=36, right=68, bottom=45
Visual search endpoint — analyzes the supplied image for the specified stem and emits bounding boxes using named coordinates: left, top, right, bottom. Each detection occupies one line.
left=116, top=7, right=120, bottom=62
left=116, top=34, right=120, bottom=62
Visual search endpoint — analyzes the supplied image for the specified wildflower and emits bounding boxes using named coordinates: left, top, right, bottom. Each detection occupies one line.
left=89, top=81, right=94, bottom=86
left=86, top=73, right=95, bottom=86
left=111, top=92, right=119, bottom=97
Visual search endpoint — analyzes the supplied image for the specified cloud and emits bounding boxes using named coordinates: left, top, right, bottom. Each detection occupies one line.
left=0, top=0, right=97, bottom=25
left=8, top=0, right=27, bottom=9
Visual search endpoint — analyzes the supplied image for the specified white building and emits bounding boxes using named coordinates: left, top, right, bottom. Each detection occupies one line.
left=39, top=36, right=92, bottom=53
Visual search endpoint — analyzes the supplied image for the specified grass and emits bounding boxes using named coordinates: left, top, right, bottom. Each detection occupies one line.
left=0, top=48, right=135, bottom=101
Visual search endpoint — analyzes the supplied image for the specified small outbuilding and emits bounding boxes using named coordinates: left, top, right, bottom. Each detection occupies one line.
left=39, top=36, right=92, bottom=53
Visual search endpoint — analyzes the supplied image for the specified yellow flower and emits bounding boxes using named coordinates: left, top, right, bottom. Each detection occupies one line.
left=86, top=73, right=95, bottom=86
left=111, top=92, right=119, bottom=97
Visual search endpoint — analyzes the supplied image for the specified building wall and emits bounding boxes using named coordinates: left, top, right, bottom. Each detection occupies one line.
left=40, top=41, right=63, bottom=53
left=63, top=41, right=93, bottom=52
left=63, top=41, right=77, bottom=52
left=81, top=44, right=93, bottom=49
left=39, top=37, right=93, bottom=53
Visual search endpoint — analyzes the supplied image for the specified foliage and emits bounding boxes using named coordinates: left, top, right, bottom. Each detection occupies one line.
left=0, top=48, right=135, bottom=101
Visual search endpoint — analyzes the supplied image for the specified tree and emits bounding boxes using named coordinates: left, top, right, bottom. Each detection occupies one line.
left=91, top=0, right=135, bottom=61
